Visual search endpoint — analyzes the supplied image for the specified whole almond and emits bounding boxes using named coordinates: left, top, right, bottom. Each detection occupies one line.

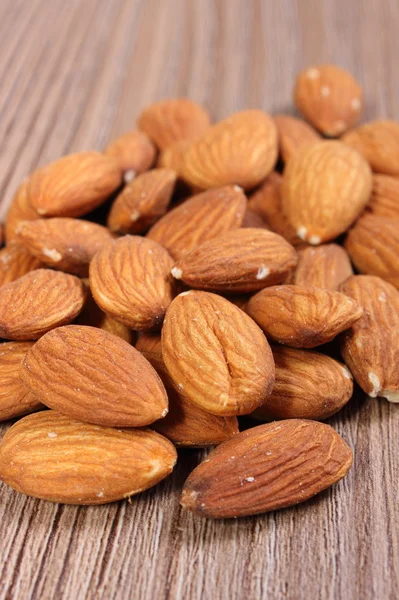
left=20, top=325, right=168, bottom=426
left=147, top=185, right=247, bottom=260
left=180, top=420, right=353, bottom=518
left=367, top=174, right=399, bottom=218
left=104, top=130, right=156, bottom=177
left=171, top=228, right=297, bottom=293
left=252, top=347, right=353, bottom=421
left=342, top=120, right=399, bottom=176
left=107, top=169, right=177, bottom=234
left=89, top=236, right=175, bottom=331
left=274, top=114, right=321, bottom=162
left=27, top=152, right=122, bottom=218
left=345, top=214, right=399, bottom=289
left=294, top=244, right=353, bottom=290
left=5, top=181, right=39, bottom=243
left=0, top=269, right=86, bottom=340
left=340, top=275, right=399, bottom=401
left=162, top=291, right=275, bottom=416
left=182, top=110, right=278, bottom=190
left=294, top=65, right=362, bottom=136
left=247, top=285, right=362, bottom=348
left=16, top=218, right=114, bottom=276
left=281, top=141, right=372, bottom=244
left=137, top=98, right=211, bottom=149
left=0, top=243, right=43, bottom=287
left=0, top=411, right=177, bottom=504
left=0, top=341, right=43, bottom=421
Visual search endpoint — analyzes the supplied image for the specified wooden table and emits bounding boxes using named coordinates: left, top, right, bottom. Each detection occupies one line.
left=0, top=1, right=398, bottom=598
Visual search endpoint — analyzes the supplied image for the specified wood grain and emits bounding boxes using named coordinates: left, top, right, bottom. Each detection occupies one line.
left=0, top=0, right=398, bottom=598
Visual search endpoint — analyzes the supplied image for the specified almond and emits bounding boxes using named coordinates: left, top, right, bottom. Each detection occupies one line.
left=15, top=218, right=114, bottom=276
left=294, top=65, right=362, bottom=136
left=340, top=275, right=399, bottom=401
left=0, top=411, right=177, bottom=504
left=157, top=140, right=191, bottom=178
left=0, top=243, right=43, bottom=287
left=180, top=419, right=353, bottom=518
left=342, top=120, right=399, bottom=176
left=5, top=181, right=40, bottom=243
left=147, top=185, right=247, bottom=260
left=0, top=269, right=86, bottom=340
left=89, top=236, right=175, bottom=331
left=293, top=244, right=353, bottom=290
left=137, top=98, right=211, bottom=149
left=252, top=347, right=353, bottom=421
left=76, top=287, right=134, bottom=344
left=367, top=174, right=399, bottom=218
left=345, top=214, right=399, bottom=289
left=107, top=169, right=177, bottom=234
left=162, top=291, right=275, bottom=416
left=0, top=224, right=3, bottom=248
left=241, top=209, right=269, bottom=229
left=20, top=325, right=168, bottom=426
left=104, top=130, right=156, bottom=178
left=171, top=228, right=297, bottom=293
left=281, top=141, right=372, bottom=244
left=0, top=341, right=43, bottom=421
left=136, top=332, right=239, bottom=446
left=27, top=152, right=122, bottom=218
left=274, top=114, right=321, bottom=162
left=182, top=110, right=278, bottom=190
left=247, top=285, right=363, bottom=348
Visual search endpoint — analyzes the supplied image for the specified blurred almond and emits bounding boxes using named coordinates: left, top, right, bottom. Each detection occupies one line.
left=342, top=120, right=399, bottom=176
left=157, top=140, right=191, bottom=178
left=241, top=209, right=269, bottom=229
left=5, top=181, right=40, bottom=243
left=0, top=243, right=43, bottom=287
left=367, top=174, right=399, bottom=218
left=0, top=225, right=3, bottom=248
left=294, top=244, right=353, bottom=290
left=274, top=114, right=321, bottom=162
left=104, top=130, right=156, bottom=178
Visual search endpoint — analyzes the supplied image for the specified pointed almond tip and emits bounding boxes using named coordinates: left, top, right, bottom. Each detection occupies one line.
left=180, top=488, right=199, bottom=512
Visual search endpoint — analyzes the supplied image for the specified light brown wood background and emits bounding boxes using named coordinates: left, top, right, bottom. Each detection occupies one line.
left=0, top=0, right=398, bottom=598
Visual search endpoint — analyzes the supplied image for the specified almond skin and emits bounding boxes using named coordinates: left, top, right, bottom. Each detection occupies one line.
left=340, top=275, right=399, bottom=402
left=107, top=169, right=177, bottom=234
left=342, top=120, right=399, bottom=176
left=104, top=130, right=156, bottom=177
left=89, top=236, right=175, bottom=331
left=294, top=244, right=353, bottom=291
left=137, top=332, right=239, bottom=446
left=137, top=98, right=211, bottom=150
left=0, top=411, right=177, bottom=504
left=5, top=181, right=40, bottom=243
left=281, top=141, right=372, bottom=244
left=162, top=291, right=275, bottom=416
left=367, top=174, right=399, bottom=218
left=75, top=288, right=134, bottom=344
left=171, top=228, right=297, bottom=293
left=182, top=110, right=278, bottom=190
left=0, top=341, right=43, bottom=421
left=27, top=152, right=122, bottom=218
left=294, top=65, right=362, bottom=136
left=180, top=420, right=353, bottom=518
left=20, top=325, right=168, bottom=426
left=247, top=285, right=363, bottom=348
left=147, top=185, right=247, bottom=260
left=0, top=269, right=86, bottom=340
left=274, top=114, right=321, bottom=162
left=345, top=214, right=399, bottom=290
left=0, top=243, right=43, bottom=287
left=157, top=140, right=191, bottom=178
left=15, top=218, right=114, bottom=276
left=241, top=209, right=269, bottom=229
left=252, top=347, right=353, bottom=421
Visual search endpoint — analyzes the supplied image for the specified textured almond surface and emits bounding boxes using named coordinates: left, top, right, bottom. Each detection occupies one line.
left=281, top=141, right=372, bottom=244
left=180, top=420, right=353, bottom=518
left=0, top=411, right=177, bottom=504
left=172, top=228, right=297, bottom=293
left=20, top=325, right=168, bottom=426
left=27, top=152, right=122, bottom=217
left=294, top=65, right=362, bottom=136
left=342, top=120, right=399, bottom=176
left=274, top=114, right=321, bottom=162
left=345, top=214, right=399, bottom=289
left=5, top=181, right=40, bottom=243
left=162, top=291, right=275, bottom=416
left=182, top=110, right=278, bottom=190
left=0, top=341, right=43, bottom=421
left=247, top=284, right=362, bottom=348
left=147, top=186, right=247, bottom=259
left=0, top=269, right=86, bottom=340
left=368, top=174, right=399, bottom=218
left=104, top=130, right=156, bottom=175
left=0, top=243, right=43, bottom=287
left=294, top=244, right=353, bottom=290
left=90, top=236, right=175, bottom=331
left=340, top=275, right=399, bottom=401
left=16, top=218, right=114, bottom=276
left=253, top=347, right=353, bottom=420
left=107, top=169, right=177, bottom=234
left=137, top=98, right=211, bottom=149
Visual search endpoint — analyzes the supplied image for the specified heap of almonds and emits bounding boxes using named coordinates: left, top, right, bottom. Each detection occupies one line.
left=0, top=63, right=398, bottom=518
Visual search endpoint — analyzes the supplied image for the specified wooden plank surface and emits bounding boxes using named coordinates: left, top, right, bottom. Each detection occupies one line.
left=0, top=0, right=398, bottom=598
